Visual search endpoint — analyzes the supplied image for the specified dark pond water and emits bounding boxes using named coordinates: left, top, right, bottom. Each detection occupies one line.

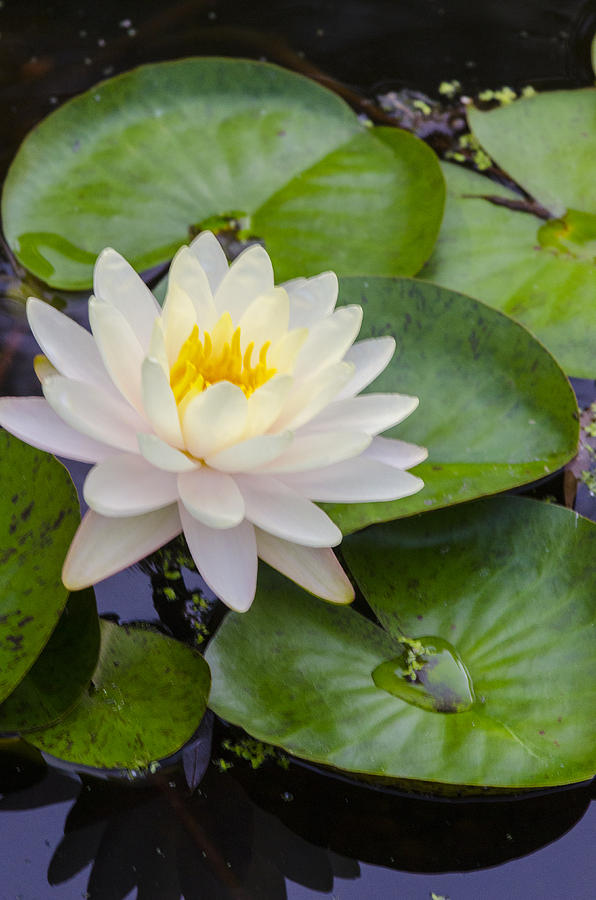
left=1, top=1, right=596, bottom=897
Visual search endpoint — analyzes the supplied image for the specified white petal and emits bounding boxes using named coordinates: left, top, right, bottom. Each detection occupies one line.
left=0, top=396, right=113, bottom=462
left=141, top=357, right=184, bottom=448
left=88, top=297, right=144, bottom=413
left=213, top=243, right=274, bottom=321
left=237, top=287, right=289, bottom=351
left=43, top=376, right=146, bottom=453
left=161, top=281, right=197, bottom=366
left=180, top=505, right=257, bottom=612
left=257, top=431, right=371, bottom=473
left=245, top=374, right=292, bottom=437
left=84, top=454, right=179, bottom=516
left=280, top=458, right=425, bottom=502
left=256, top=530, right=354, bottom=604
left=272, top=362, right=354, bottom=432
left=93, top=248, right=161, bottom=350
left=235, top=474, right=342, bottom=547
left=26, top=297, right=115, bottom=395
left=268, top=327, right=308, bottom=374
left=305, top=393, right=419, bottom=436
left=335, top=336, right=396, bottom=400
left=168, top=245, right=217, bottom=330
left=138, top=433, right=198, bottom=472
left=205, top=432, right=292, bottom=472
left=292, top=306, right=363, bottom=380
left=63, top=505, right=182, bottom=590
left=363, top=435, right=428, bottom=469
left=182, top=382, right=248, bottom=458
left=189, top=230, right=229, bottom=294
left=148, top=318, right=169, bottom=374
left=283, top=271, right=338, bottom=329
left=178, top=467, right=244, bottom=528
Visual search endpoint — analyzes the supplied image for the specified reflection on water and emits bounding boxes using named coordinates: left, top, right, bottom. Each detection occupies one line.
left=1, top=0, right=595, bottom=897
left=1, top=735, right=595, bottom=899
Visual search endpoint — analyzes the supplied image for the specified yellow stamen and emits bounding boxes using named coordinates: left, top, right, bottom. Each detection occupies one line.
left=169, top=313, right=278, bottom=406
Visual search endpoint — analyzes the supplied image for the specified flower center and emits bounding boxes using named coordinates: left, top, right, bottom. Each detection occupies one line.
left=169, top=312, right=277, bottom=406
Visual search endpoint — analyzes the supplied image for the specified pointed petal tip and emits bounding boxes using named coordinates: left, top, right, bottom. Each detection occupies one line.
left=61, top=566, right=92, bottom=592
left=255, top=531, right=354, bottom=604
left=221, top=590, right=255, bottom=614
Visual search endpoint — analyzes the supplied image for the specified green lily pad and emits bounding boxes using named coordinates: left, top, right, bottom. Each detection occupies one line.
left=419, top=162, right=596, bottom=376
left=206, top=496, right=596, bottom=789
left=252, top=126, right=445, bottom=282
left=0, top=589, right=100, bottom=734
left=324, top=277, right=578, bottom=534
left=28, top=620, right=210, bottom=769
left=0, top=431, right=79, bottom=704
left=2, top=57, right=444, bottom=290
left=467, top=89, right=596, bottom=217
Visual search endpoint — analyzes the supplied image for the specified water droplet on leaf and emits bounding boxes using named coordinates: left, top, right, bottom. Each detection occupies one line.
left=372, top=635, right=475, bottom=713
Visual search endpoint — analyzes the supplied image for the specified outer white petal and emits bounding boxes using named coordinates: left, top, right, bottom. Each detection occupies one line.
left=43, top=376, right=146, bottom=454
left=256, top=431, right=371, bottom=474
left=26, top=298, right=115, bottom=395
left=178, top=467, right=244, bottom=528
left=161, top=281, right=198, bottom=366
left=245, top=374, right=292, bottom=437
left=292, top=306, right=363, bottom=380
left=363, top=435, right=428, bottom=469
left=205, top=432, right=292, bottom=472
left=84, top=454, right=179, bottom=516
left=168, top=245, right=217, bottom=330
left=235, top=474, right=342, bottom=547
left=62, top=504, right=182, bottom=590
left=141, top=357, right=184, bottom=448
left=280, top=458, right=424, bottom=502
left=213, top=244, right=274, bottom=321
left=93, top=248, right=161, bottom=350
left=137, top=433, right=199, bottom=472
left=88, top=297, right=144, bottom=413
left=179, top=504, right=257, bottom=612
left=182, top=382, right=248, bottom=458
left=272, top=362, right=354, bottom=432
left=237, top=287, right=289, bottom=351
left=0, top=396, right=113, bottom=463
left=283, top=271, right=338, bottom=329
left=256, top=529, right=354, bottom=604
left=305, top=393, right=419, bottom=436
left=189, top=231, right=229, bottom=294
left=335, top=336, right=396, bottom=400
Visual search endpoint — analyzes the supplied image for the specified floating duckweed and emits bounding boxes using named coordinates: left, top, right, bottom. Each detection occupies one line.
left=580, top=470, right=596, bottom=494
left=478, top=86, right=517, bottom=105
left=221, top=737, right=289, bottom=769
left=192, top=621, right=210, bottom=645
left=413, top=99, right=432, bottom=115
left=445, top=131, right=492, bottom=170
left=438, top=79, right=461, bottom=98
left=164, top=569, right=182, bottom=581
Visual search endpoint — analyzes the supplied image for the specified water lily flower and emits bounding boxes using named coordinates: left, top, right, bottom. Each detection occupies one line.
left=0, top=233, right=426, bottom=611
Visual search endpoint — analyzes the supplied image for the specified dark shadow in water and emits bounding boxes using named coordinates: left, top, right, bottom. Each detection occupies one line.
left=1, top=736, right=594, bottom=897
left=231, top=756, right=596, bottom=874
